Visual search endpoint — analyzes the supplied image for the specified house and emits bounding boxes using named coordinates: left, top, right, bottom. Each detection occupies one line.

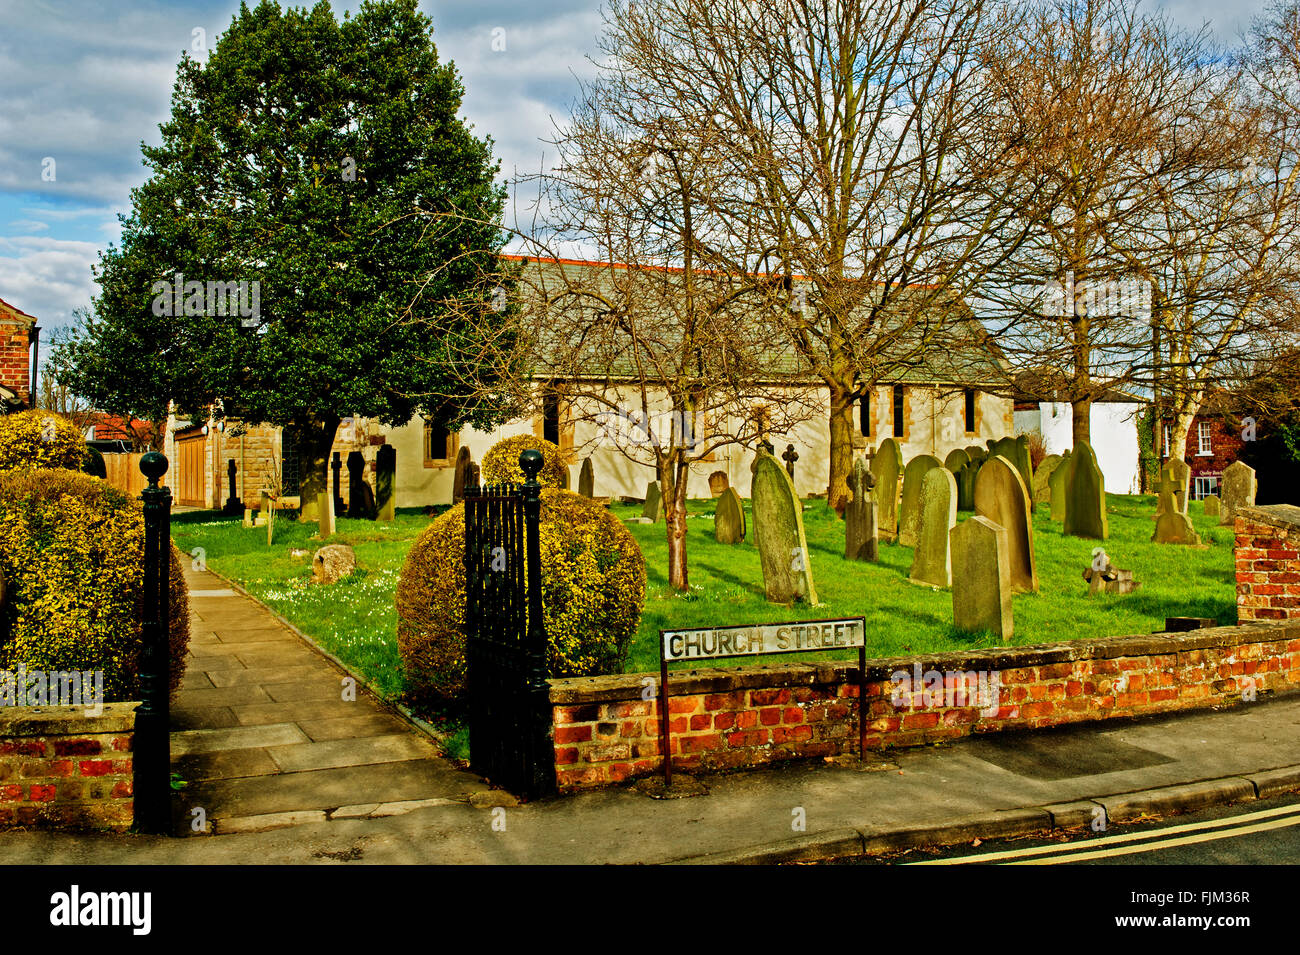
left=1012, top=371, right=1144, bottom=494
left=165, top=256, right=1019, bottom=509
left=1158, top=393, right=1248, bottom=500
left=0, top=296, right=37, bottom=411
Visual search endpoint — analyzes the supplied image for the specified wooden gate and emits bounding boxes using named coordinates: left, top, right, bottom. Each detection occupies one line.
left=174, top=433, right=207, bottom=507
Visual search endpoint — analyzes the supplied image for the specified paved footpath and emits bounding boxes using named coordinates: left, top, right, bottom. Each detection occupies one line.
left=3, top=570, right=1300, bottom=863
left=170, top=565, right=492, bottom=834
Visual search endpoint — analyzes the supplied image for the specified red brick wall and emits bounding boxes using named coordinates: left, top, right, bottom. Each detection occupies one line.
left=550, top=624, right=1300, bottom=792
left=1235, top=506, right=1300, bottom=622
left=0, top=321, right=31, bottom=401
left=0, top=704, right=135, bottom=830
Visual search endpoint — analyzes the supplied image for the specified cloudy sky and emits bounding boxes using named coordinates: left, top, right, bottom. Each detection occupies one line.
left=0, top=0, right=1273, bottom=339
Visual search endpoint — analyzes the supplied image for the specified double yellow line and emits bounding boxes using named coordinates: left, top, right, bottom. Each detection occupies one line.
left=910, top=802, right=1300, bottom=865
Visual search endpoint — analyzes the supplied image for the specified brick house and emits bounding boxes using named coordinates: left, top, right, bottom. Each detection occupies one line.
left=1159, top=393, right=1247, bottom=500
left=0, top=296, right=36, bottom=410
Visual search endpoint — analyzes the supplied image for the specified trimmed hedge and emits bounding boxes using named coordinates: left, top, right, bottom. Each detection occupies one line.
left=395, top=488, right=645, bottom=706
left=479, top=434, right=567, bottom=487
left=0, top=410, right=87, bottom=472
left=0, top=469, right=190, bottom=701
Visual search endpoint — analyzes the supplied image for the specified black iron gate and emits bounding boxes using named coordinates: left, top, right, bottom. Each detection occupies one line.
left=464, top=449, right=556, bottom=800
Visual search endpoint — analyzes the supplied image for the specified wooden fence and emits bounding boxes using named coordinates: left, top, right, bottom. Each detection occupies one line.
left=102, top=453, right=166, bottom=499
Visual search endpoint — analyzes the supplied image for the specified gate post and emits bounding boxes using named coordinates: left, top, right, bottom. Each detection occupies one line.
left=134, top=451, right=173, bottom=835
left=519, top=450, right=557, bottom=799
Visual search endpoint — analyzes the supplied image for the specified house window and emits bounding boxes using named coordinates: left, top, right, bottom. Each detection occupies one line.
left=542, top=392, right=561, bottom=446
left=1197, top=421, right=1213, bottom=456
left=964, top=389, right=976, bottom=434
left=423, top=419, right=457, bottom=467
left=1193, top=475, right=1220, bottom=500
left=892, top=385, right=905, bottom=438
left=859, top=390, right=871, bottom=437
left=533, top=386, right=575, bottom=459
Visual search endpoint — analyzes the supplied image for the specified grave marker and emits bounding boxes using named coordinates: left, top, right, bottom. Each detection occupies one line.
left=899, top=454, right=942, bottom=548
left=1062, top=441, right=1107, bottom=540
left=951, top=515, right=1013, bottom=639
left=974, top=455, right=1038, bottom=593
left=870, top=437, right=902, bottom=542
left=751, top=453, right=817, bottom=604
left=909, top=467, right=957, bottom=588
left=845, top=455, right=878, bottom=562
left=714, top=487, right=746, bottom=544
left=1219, top=461, right=1257, bottom=526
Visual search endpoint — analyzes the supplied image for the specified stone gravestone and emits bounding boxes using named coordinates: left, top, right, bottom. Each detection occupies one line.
left=1062, top=441, right=1107, bottom=540
left=1048, top=449, right=1072, bottom=521
left=224, top=459, right=242, bottom=515
left=642, top=481, right=663, bottom=522
left=1033, top=454, right=1062, bottom=506
left=870, top=438, right=903, bottom=542
left=347, top=451, right=377, bottom=519
left=944, top=448, right=971, bottom=478
left=964, top=445, right=987, bottom=463
left=782, top=443, right=799, bottom=480
left=898, top=454, right=942, bottom=548
left=1203, top=495, right=1221, bottom=518
left=988, top=436, right=1034, bottom=507
left=714, top=487, right=746, bottom=544
left=956, top=459, right=980, bottom=513
left=452, top=446, right=473, bottom=504
left=909, top=467, right=957, bottom=588
left=1156, top=459, right=1190, bottom=514
left=318, top=487, right=334, bottom=539
left=1219, top=461, right=1258, bottom=526
left=331, top=451, right=345, bottom=516
left=708, top=470, right=729, bottom=497
left=951, top=515, right=1013, bottom=639
left=376, top=444, right=396, bottom=522
left=974, top=455, right=1038, bottom=593
left=845, top=455, right=878, bottom=562
left=1152, top=466, right=1200, bottom=545
left=751, top=453, right=817, bottom=604
left=578, top=457, right=595, bottom=497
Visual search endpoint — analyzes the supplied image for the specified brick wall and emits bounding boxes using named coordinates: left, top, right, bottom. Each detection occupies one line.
left=0, top=704, right=135, bottom=830
left=550, top=623, right=1300, bottom=792
left=0, top=320, right=31, bottom=400
left=1235, top=505, right=1300, bottom=623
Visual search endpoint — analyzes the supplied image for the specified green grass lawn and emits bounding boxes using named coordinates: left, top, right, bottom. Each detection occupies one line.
left=171, top=494, right=1236, bottom=711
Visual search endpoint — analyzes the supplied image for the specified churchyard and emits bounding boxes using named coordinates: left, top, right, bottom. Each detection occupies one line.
left=170, top=483, right=1236, bottom=711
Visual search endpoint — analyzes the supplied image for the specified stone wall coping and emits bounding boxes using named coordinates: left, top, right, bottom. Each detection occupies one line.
left=1237, top=505, right=1300, bottom=533
left=548, top=623, right=1297, bottom=705
left=0, top=702, right=137, bottom=736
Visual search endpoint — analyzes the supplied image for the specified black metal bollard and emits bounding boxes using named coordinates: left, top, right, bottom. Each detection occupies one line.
left=519, top=449, right=557, bottom=799
left=134, top=451, right=173, bottom=835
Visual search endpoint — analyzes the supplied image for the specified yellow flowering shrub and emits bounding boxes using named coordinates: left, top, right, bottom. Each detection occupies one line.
left=0, top=469, right=190, bottom=701
left=479, top=434, right=567, bottom=487
left=0, top=410, right=87, bottom=471
left=396, top=488, right=646, bottom=705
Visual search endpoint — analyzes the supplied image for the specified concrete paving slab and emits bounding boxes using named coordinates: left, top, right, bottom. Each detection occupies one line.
left=206, top=664, right=337, bottom=688
left=172, top=722, right=311, bottom=756
left=266, top=734, right=438, bottom=773
left=296, top=714, right=409, bottom=742
left=173, top=748, right=282, bottom=782
left=231, top=699, right=368, bottom=726
left=263, top=681, right=351, bottom=703
left=174, top=685, right=275, bottom=708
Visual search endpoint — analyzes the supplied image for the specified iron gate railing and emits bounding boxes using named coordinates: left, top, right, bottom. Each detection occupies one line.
left=464, top=449, right=556, bottom=801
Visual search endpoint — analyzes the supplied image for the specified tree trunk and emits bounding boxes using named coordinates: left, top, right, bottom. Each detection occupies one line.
left=662, top=452, right=689, bottom=591
left=1167, top=408, right=1197, bottom=464
left=827, top=384, right=854, bottom=514
left=292, top=413, right=341, bottom=521
left=1071, top=395, right=1092, bottom=447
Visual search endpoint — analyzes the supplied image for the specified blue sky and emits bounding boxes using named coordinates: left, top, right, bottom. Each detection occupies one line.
left=0, top=0, right=1269, bottom=338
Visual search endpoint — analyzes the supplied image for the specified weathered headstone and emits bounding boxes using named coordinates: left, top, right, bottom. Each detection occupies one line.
left=950, top=515, right=1013, bottom=639
left=782, top=443, right=799, bottom=480
left=642, top=481, right=662, bottom=522
left=318, top=488, right=334, bottom=539
left=347, top=451, right=377, bottom=519
left=1032, top=454, right=1062, bottom=506
left=870, top=438, right=903, bottom=542
left=714, top=487, right=746, bottom=544
left=974, top=455, right=1038, bottom=593
left=1219, top=461, right=1257, bottom=526
left=944, top=448, right=971, bottom=476
left=578, top=457, right=594, bottom=497
left=1152, top=464, right=1200, bottom=544
left=845, top=455, right=878, bottom=562
left=452, top=446, right=473, bottom=504
left=956, top=459, right=980, bottom=512
left=1163, top=458, right=1191, bottom=514
left=258, top=490, right=271, bottom=527
left=1062, top=441, right=1108, bottom=540
left=899, top=454, right=943, bottom=548
left=1203, top=495, right=1221, bottom=518
left=751, top=453, right=817, bottom=604
left=708, top=470, right=730, bottom=497
left=965, top=445, right=987, bottom=464
left=311, top=544, right=356, bottom=584
left=376, top=444, right=396, bottom=522
left=909, top=467, right=957, bottom=587
left=1048, top=449, right=1072, bottom=521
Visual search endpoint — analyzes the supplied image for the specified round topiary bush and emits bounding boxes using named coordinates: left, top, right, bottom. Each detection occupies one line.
left=0, top=410, right=87, bottom=471
left=479, top=434, right=567, bottom=487
left=0, top=468, right=190, bottom=702
left=396, top=487, right=646, bottom=706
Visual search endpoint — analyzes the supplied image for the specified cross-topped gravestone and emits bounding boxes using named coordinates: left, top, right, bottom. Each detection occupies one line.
left=1152, top=465, right=1200, bottom=544
left=845, top=455, right=878, bottom=562
left=1161, top=459, right=1190, bottom=514
left=782, top=443, right=799, bottom=480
